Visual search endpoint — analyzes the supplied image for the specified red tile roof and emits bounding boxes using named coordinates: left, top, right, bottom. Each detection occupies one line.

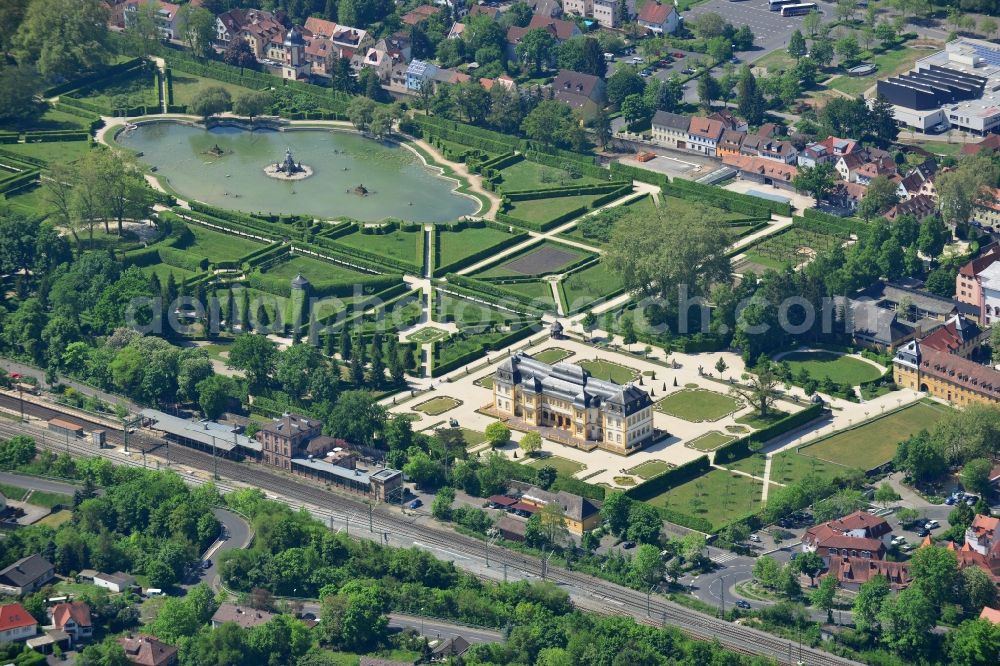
left=980, top=606, right=1000, bottom=624
left=0, top=603, right=37, bottom=632
left=638, top=0, right=675, bottom=24
left=118, top=634, right=178, bottom=666
left=722, top=154, right=798, bottom=182
left=52, top=601, right=92, bottom=630
left=959, top=244, right=1000, bottom=277
left=920, top=316, right=980, bottom=354
left=962, top=133, right=1000, bottom=155
left=917, top=345, right=1000, bottom=398
left=688, top=116, right=724, bottom=140
left=832, top=556, right=911, bottom=588
left=401, top=4, right=440, bottom=26
left=527, top=14, right=579, bottom=41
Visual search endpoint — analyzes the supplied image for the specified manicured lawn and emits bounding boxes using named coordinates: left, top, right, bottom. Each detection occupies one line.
left=182, top=223, right=265, bottom=262
left=533, top=348, right=572, bottom=364
left=0, top=106, right=91, bottom=132
left=779, top=351, right=884, bottom=385
left=903, top=140, right=964, bottom=157
left=656, top=389, right=742, bottom=422
left=560, top=261, right=625, bottom=313
left=36, top=510, right=73, bottom=528
left=799, top=401, right=950, bottom=471
left=264, top=255, right=368, bottom=282
left=459, top=428, right=487, bottom=447
left=75, top=68, right=159, bottom=111
left=170, top=72, right=258, bottom=107
left=735, top=410, right=789, bottom=430
left=645, top=468, right=766, bottom=531
left=436, top=225, right=517, bottom=269
left=575, top=359, right=639, bottom=383
left=474, top=375, right=494, bottom=389
left=434, top=291, right=529, bottom=327
left=4, top=140, right=93, bottom=164
left=497, top=158, right=604, bottom=192
left=334, top=228, right=423, bottom=269
left=686, top=431, right=735, bottom=452
left=506, top=194, right=599, bottom=225
left=0, top=483, right=28, bottom=501
left=827, top=47, right=925, bottom=96
left=766, top=449, right=855, bottom=485
left=627, top=459, right=673, bottom=479
left=413, top=396, right=462, bottom=416
left=525, top=454, right=586, bottom=476
left=26, top=490, right=73, bottom=509
left=753, top=48, right=797, bottom=73
left=407, top=327, right=450, bottom=344
left=500, top=279, right=555, bottom=306
left=142, top=262, right=197, bottom=283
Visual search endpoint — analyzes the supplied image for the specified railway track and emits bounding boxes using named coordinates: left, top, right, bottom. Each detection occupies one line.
left=0, top=395, right=858, bottom=665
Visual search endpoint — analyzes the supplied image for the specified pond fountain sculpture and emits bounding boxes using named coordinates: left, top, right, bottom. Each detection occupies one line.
left=264, top=147, right=312, bottom=180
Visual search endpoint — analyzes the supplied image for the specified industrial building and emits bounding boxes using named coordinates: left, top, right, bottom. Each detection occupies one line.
left=878, top=38, right=1000, bottom=133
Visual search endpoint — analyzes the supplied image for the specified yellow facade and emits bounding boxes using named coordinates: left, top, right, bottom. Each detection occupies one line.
left=893, top=365, right=1000, bottom=407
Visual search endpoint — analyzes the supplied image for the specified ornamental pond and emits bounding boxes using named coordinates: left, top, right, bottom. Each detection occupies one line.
left=118, top=122, right=481, bottom=223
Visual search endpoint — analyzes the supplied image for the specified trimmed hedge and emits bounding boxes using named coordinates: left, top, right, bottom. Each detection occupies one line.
left=667, top=178, right=788, bottom=217
left=609, top=161, right=670, bottom=188
left=0, top=170, right=39, bottom=195
left=713, top=402, right=825, bottom=464
left=496, top=207, right=587, bottom=233
left=445, top=273, right=554, bottom=313
left=23, top=130, right=90, bottom=143
left=310, top=234, right=420, bottom=274
left=44, top=57, right=145, bottom=97
left=625, top=455, right=712, bottom=502
left=522, top=149, right=611, bottom=181
left=429, top=324, right=536, bottom=376
left=158, top=246, right=209, bottom=272
left=503, top=181, right=629, bottom=201
left=122, top=246, right=161, bottom=268
left=797, top=208, right=867, bottom=237
left=0, top=133, right=19, bottom=145
left=434, top=226, right=529, bottom=277
left=0, top=149, right=46, bottom=168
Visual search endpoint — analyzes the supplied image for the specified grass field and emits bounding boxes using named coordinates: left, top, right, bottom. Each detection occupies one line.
left=627, top=459, right=672, bottom=479
left=27, top=490, right=73, bottom=509
left=779, top=351, right=884, bottom=385
left=459, top=428, right=487, bottom=447
left=686, top=431, right=735, bottom=451
left=0, top=106, right=91, bottom=132
left=506, top=194, right=599, bottom=225
left=407, top=327, right=450, bottom=343
left=0, top=483, right=28, bottom=501
left=753, top=48, right=797, bottom=73
left=36, top=510, right=73, bottom=528
left=497, top=159, right=604, bottom=191
left=561, top=261, right=624, bottom=312
left=170, top=72, right=258, bottom=107
left=533, top=348, right=572, bottom=364
left=656, top=389, right=742, bottom=422
left=799, top=401, right=949, bottom=471
left=413, top=396, right=462, bottom=416
left=827, top=47, right=925, bottom=96
left=142, top=262, right=197, bottom=283
left=525, top=455, right=586, bottom=476
left=182, top=223, right=264, bottom=262
left=500, top=279, right=555, bottom=306
left=743, top=227, right=846, bottom=272
left=335, top=228, right=422, bottom=269
left=264, top=255, right=368, bottom=282
left=575, top=359, right=639, bottom=383
left=645, top=468, right=767, bottom=531
left=76, top=68, right=159, bottom=111
left=735, top=410, right=789, bottom=430
left=436, top=225, right=516, bottom=269
left=3, top=140, right=93, bottom=164
left=902, top=140, right=964, bottom=157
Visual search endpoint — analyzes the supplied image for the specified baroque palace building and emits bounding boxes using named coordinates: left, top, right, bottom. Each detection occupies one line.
left=493, top=352, right=654, bottom=455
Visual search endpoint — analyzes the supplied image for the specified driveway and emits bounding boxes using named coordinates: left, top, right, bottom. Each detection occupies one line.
left=188, top=508, right=253, bottom=591
left=0, top=471, right=81, bottom=496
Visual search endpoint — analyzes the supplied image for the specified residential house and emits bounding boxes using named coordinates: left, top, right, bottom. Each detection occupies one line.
left=0, top=555, right=55, bottom=597
left=916, top=516, right=1000, bottom=582
left=956, top=244, right=1000, bottom=313
left=637, top=0, right=680, bottom=34
left=50, top=602, right=92, bottom=645
left=405, top=59, right=439, bottom=91
left=797, top=136, right=857, bottom=168
left=707, top=110, right=748, bottom=132
left=506, top=15, right=581, bottom=62
left=468, top=5, right=500, bottom=20
left=721, top=154, right=798, bottom=192
left=215, top=9, right=289, bottom=59
left=829, top=557, right=912, bottom=591
left=835, top=152, right=868, bottom=183
left=716, top=129, right=744, bottom=157
left=93, top=571, right=136, bottom=594
left=961, top=133, right=1000, bottom=155
left=897, top=171, right=926, bottom=200
left=530, top=0, right=564, bottom=18
left=980, top=607, right=1000, bottom=624
left=651, top=111, right=691, bottom=149
left=0, top=603, right=37, bottom=643
left=356, top=47, right=394, bottom=81
left=972, top=187, right=1000, bottom=231
left=302, top=17, right=338, bottom=77
left=430, top=636, right=472, bottom=660
left=552, top=69, right=606, bottom=119
left=859, top=279, right=971, bottom=324
left=446, top=22, right=466, bottom=39
left=331, top=26, right=372, bottom=55
left=119, top=1, right=181, bottom=40
left=400, top=5, right=441, bottom=26
left=829, top=181, right=868, bottom=213
left=256, top=412, right=322, bottom=471
left=211, top=605, right=275, bottom=630
left=755, top=137, right=798, bottom=164
left=118, top=635, right=178, bottom=666
left=885, top=194, right=938, bottom=221
left=803, top=511, right=892, bottom=564
left=518, top=487, right=603, bottom=535
left=918, top=314, right=985, bottom=358
left=687, top=117, right=725, bottom=156
left=563, top=0, right=634, bottom=28
left=855, top=156, right=898, bottom=185
left=494, top=514, right=527, bottom=542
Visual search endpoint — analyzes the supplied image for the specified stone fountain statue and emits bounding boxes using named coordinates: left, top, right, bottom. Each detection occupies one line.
left=264, top=146, right=312, bottom=180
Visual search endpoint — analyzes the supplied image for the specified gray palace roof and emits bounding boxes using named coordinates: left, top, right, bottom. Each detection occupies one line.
left=495, top=352, right=651, bottom=416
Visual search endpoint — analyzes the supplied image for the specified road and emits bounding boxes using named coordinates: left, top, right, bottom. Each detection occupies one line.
left=188, top=507, right=253, bottom=592
left=0, top=394, right=859, bottom=666
left=0, top=470, right=81, bottom=496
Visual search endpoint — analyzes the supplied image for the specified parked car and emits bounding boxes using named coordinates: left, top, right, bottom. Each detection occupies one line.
left=202, top=559, right=212, bottom=569
left=966, top=496, right=978, bottom=506
left=917, top=527, right=929, bottom=537
left=408, top=499, right=423, bottom=509
left=622, top=541, right=636, bottom=549
left=673, top=52, right=684, bottom=58
left=945, top=496, right=956, bottom=505
left=749, top=534, right=761, bottom=542
left=735, top=600, right=752, bottom=609
left=790, top=552, right=799, bottom=560
left=925, top=520, right=939, bottom=529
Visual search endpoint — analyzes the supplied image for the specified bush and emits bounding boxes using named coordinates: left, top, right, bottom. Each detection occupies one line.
left=714, top=403, right=825, bottom=464
left=444, top=273, right=553, bottom=313
left=625, top=455, right=711, bottom=503
left=158, top=247, right=209, bottom=272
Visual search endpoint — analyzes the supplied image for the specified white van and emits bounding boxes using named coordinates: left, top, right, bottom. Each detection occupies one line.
left=144, top=588, right=164, bottom=597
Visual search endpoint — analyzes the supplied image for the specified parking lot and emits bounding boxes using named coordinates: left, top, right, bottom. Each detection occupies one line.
left=683, top=0, right=823, bottom=60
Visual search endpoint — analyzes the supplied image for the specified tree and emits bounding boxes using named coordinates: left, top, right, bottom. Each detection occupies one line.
left=606, top=67, right=645, bottom=106
left=753, top=555, right=783, bottom=590
left=874, top=482, right=901, bottom=508
left=226, top=334, right=277, bottom=388
left=917, top=215, right=950, bottom=258
left=327, top=391, right=386, bottom=447
left=788, top=29, right=807, bottom=60
left=224, top=38, right=257, bottom=70
left=347, top=97, right=376, bottom=132
left=714, top=357, right=728, bottom=375
left=875, top=22, right=897, bottom=48
left=794, top=162, right=837, bottom=205
left=810, top=575, right=838, bottom=621
left=853, top=574, right=890, bottom=634
left=177, top=5, right=216, bottom=58
left=877, top=586, right=936, bottom=657
left=803, top=10, right=822, bottom=38
left=536, top=465, right=557, bottom=490
left=537, top=501, right=570, bottom=548
left=857, top=175, right=900, bottom=222
left=0, top=65, right=41, bottom=125
left=431, top=486, right=455, bottom=520
left=697, top=74, right=720, bottom=110
left=14, top=0, right=108, bottom=79
left=403, top=450, right=443, bottom=489
left=810, top=39, right=834, bottom=69
left=232, top=91, right=273, bottom=125
left=910, top=544, right=959, bottom=609
left=949, top=618, right=1000, bottom=666
left=961, top=458, right=993, bottom=497
left=483, top=422, right=511, bottom=449
left=688, top=12, right=727, bottom=39
left=626, top=502, right=662, bottom=545
left=606, top=202, right=732, bottom=310
left=521, top=100, right=574, bottom=150
left=90, top=148, right=153, bottom=236
left=936, top=153, right=998, bottom=228
left=630, top=544, right=664, bottom=588
left=190, top=86, right=232, bottom=120
left=795, top=551, right=824, bottom=587
left=961, top=566, right=998, bottom=615
left=516, top=28, right=556, bottom=74
left=620, top=94, right=649, bottom=130
left=601, top=492, right=632, bottom=536
left=736, top=66, right=765, bottom=126
left=519, top=431, right=542, bottom=456
left=196, top=375, right=234, bottom=420
left=730, top=355, right=781, bottom=417
left=980, top=18, right=999, bottom=39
